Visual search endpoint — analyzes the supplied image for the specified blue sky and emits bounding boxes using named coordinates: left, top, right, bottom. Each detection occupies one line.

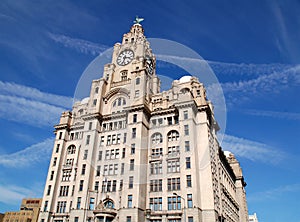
left=0, top=1, right=300, bottom=221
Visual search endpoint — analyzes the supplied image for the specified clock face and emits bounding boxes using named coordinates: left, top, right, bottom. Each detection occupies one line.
left=145, top=57, right=154, bottom=75
left=117, top=49, right=134, bottom=66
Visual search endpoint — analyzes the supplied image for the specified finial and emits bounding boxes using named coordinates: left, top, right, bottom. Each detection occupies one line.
left=134, top=16, right=144, bottom=25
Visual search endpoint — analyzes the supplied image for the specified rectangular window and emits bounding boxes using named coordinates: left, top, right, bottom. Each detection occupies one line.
left=133, top=114, right=137, bottom=123
left=100, top=136, right=105, bottom=146
left=119, top=180, right=123, bottom=191
left=56, top=144, right=60, bottom=153
left=53, top=157, right=57, bottom=166
left=50, top=171, right=54, bottom=180
left=151, top=147, right=163, bottom=157
left=127, top=195, right=132, bottom=208
left=59, top=132, right=63, bottom=140
left=112, top=180, right=117, bottom=192
left=79, top=180, right=84, bottom=191
left=167, top=159, right=180, bottom=173
left=167, top=178, right=181, bottom=191
left=185, top=141, right=190, bottom=151
left=131, top=144, right=135, bottom=154
left=89, top=198, right=95, bottom=210
left=135, top=90, right=139, bottom=98
left=129, top=176, right=134, bottom=189
left=43, top=201, right=48, bottom=212
left=86, top=135, right=90, bottom=145
left=150, top=161, right=162, bottom=174
left=149, top=197, right=162, bottom=211
left=62, top=170, right=71, bottom=181
left=98, top=150, right=102, bottom=160
left=96, top=165, right=101, bottom=176
left=132, top=128, right=136, bottom=138
left=93, top=99, right=97, bottom=106
left=184, top=125, right=189, bottom=135
left=59, top=186, right=69, bottom=196
left=95, top=181, right=99, bottom=191
left=83, top=150, right=88, bottom=160
left=107, top=135, right=111, bottom=145
left=117, top=134, right=121, bottom=144
left=56, top=201, right=66, bottom=213
left=76, top=197, right=81, bottom=209
left=167, top=196, right=181, bottom=210
left=183, top=110, right=188, bottom=120
left=150, top=179, right=162, bottom=192
left=89, top=122, right=92, bottom=130
left=130, top=159, right=134, bottom=171
left=188, top=217, right=194, bottom=222
left=81, top=164, right=86, bottom=175
left=123, top=133, right=127, bottom=143
left=105, top=150, right=110, bottom=160
left=103, top=165, right=108, bottom=176
left=115, top=149, right=120, bottom=159
left=122, top=148, right=126, bottom=158
left=187, top=194, right=193, bottom=208
left=114, top=164, right=118, bottom=175
left=74, top=217, right=79, bottom=222
left=121, top=163, right=125, bottom=175
left=186, top=157, right=191, bottom=169
left=187, top=175, right=192, bottom=187
left=47, top=185, right=51, bottom=195
left=168, top=146, right=180, bottom=156
left=127, top=216, right=131, bottom=222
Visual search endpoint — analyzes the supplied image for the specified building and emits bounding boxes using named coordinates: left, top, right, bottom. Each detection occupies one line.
left=0, top=213, right=4, bottom=222
left=3, top=198, right=42, bottom=222
left=249, top=213, right=259, bottom=222
left=38, top=19, right=248, bottom=222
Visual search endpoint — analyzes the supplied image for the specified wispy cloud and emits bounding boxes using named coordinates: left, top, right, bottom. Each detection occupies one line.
left=0, top=138, right=54, bottom=168
left=0, top=81, right=72, bottom=127
left=222, top=134, right=285, bottom=164
left=48, top=32, right=108, bottom=55
left=241, top=109, right=300, bottom=121
left=248, top=183, right=300, bottom=202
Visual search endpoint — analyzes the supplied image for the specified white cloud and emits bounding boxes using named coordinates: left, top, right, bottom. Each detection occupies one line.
left=248, top=183, right=300, bottom=202
left=242, top=109, right=300, bottom=121
left=48, top=32, right=108, bottom=55
left=222, top=134, right=285, bottom=164
left=0, top=138, right=54, bottom=168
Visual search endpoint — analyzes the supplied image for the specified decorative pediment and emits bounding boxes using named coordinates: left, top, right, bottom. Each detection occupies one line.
left=103, top=88, right=130, bottom=103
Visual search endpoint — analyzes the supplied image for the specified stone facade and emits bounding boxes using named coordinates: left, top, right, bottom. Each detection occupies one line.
left=38, top=22, right=248, bottom=222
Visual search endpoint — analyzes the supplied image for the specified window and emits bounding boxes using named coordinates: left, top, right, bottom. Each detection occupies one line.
left=123, top=133, right=127, bottom=143
left=95, top=181, right=99, bottom=191
left=77, top=197, right=81, bottom=209
left=71, top=185, right=75, bottom=196
left=89, top=122, right=92, bottom=130
left=167, top=159, right=180, bottom=173
left=67, top=145, right=76, bottom=154
left=83, top=150, right=89, bottom=160
left=114, top=164, right=118, bottom=175
left=56, top=144, right=60, bottom=153
left=183, top=110, right=188, bottom=120
left=62, top=170, right=71, bottom=181
left=56, top=201, right=66, bottom=213
left=127, top=216, right=131, bottom=222
left=187, top=194, right=193, bottom=208
left=47, top=185, right=51, bottom=195
left=81, top=164, right=86, bottom=175
left=131, top=144, right=135, bottom=154
left=50, top=171, right=54, bottom=180
left=127, top=195, right=132, bottom=208
left=150, top=179, right=162, bottom=192
left=186, top=175, right=192, bottom=187
left=96, top=165, right=101, bottom=176
left=98, top=151, right=103, bottom=160
left=130, top=159, right=134, bottom=171
left=184, top=125, right=189, bottom=136
left=133, top=114, right=137, bottom=123
left=53, top=157, right=57, bottom=166
left=122, top=148, right=126, bottom=158
left=136, top=77, right=140, bottom=85
left=168, top=196, right=181, bottom=210
left=167, top=178, right=180, bottom=191
left=93, top=99, right=97, bottom=106
left=135, top=90, right=140, bottom=98
left=185, top=141, right=190, bottom=152
left=186, top=157, right=191, bottom=169
left=59, top=186, right=69, bottom=196
left=168, top=146, right=180, bottom=156
left=86, top=135, right=90, bottom=145
left=151, top=133, right=162, bottom=144
left=95, top=87, right=99, bottom=94
left=167, top=130, right=179, bottom=141
left=129, top=176, right=134, bottom=189
left=149, top=197, right=162, bottom=211
left=188, top=218, right=193, bottom=222
left=132, top=128, right=136, bottom=138
left=74, top=217, right=79, bottom=222
left=120, top=180, right=123, bottom=190
left=121, top=70, right=128, bottom=81
left=150, top=161, right=162, bottom=174
left=58, top=132, right=63, bottom=140
left=152, top=147, right=163, bottom=157
left=43, top=201, right=48, bottom=212
left=100, top=136, right=104, bottom=146
left=89, top=198, right=95, bottom=210
left=79, top=180, right=84, bottom=191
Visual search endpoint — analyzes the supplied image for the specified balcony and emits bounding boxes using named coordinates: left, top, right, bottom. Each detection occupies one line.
left=111, top=78, right=131, bottom=88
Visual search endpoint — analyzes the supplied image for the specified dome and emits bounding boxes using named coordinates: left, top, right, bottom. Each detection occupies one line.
left=179, top=75, right=192, bottom=83
left=81, top=97, right=89, bottom=104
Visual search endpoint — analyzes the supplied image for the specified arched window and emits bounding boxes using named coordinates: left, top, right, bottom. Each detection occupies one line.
left=67, top=145, right=76, bottom=154
left=104, top=200, right=114, bottom=209
left=180, top=88, right=190, bottom=94
left=151, top=133, right=163, bottom=144
left=167, top=130, right=179, bottom=142
left=112, top=97, right=126, bottom=108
